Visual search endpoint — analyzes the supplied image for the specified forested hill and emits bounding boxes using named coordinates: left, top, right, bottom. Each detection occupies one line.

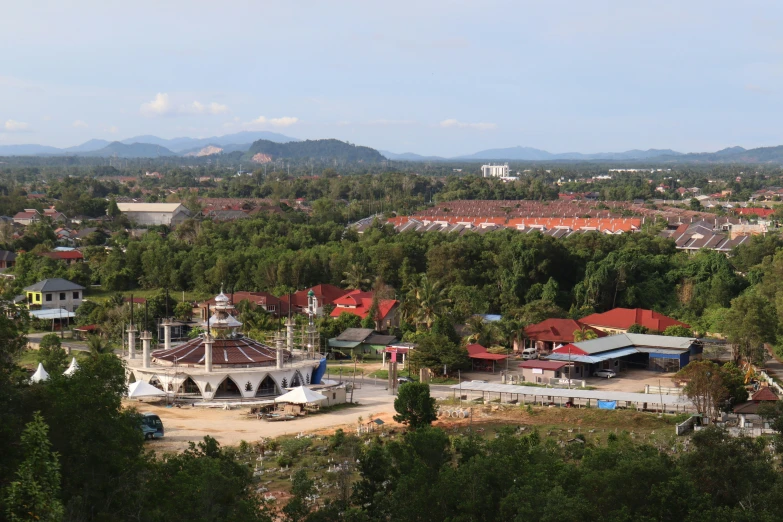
left=245, top=138, right=384, bottom=162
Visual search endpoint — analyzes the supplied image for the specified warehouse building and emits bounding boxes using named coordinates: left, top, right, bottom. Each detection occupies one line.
left=115, top=202, right=190, bottom=226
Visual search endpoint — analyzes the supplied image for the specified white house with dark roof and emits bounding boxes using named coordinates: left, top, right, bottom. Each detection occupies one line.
left=23, top=278, right=85, bottom=312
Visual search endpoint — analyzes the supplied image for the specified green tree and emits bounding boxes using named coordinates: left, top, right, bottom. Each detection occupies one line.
left=86, top=334, right=113, bottom=358
left=283, top=468, right=315, bottom=522
left=393, top=382, right=437, bottom=429
left=36, top=333, right=68, bottom=375
left=723, top=293, right=777, bottom=364
left=573, top=328, right=598, bottom=342
left=626, top=323, right=649, bottom=334
left=411, top=274, right=449, bottom=329
left=663, top=325, right=693, bottom=337
left=341, top=262, right=371, bottom=291
left=4, top=412, right=64, bottom=522
left=106, top=197, right=120, bottom=219
left=675, top=360, right=727, bottom=416
left=408, top=333, right=469, bottom=375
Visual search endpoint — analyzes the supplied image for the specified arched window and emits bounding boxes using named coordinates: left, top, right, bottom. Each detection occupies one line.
left=291, top=371, right=302, bottom=387
left=215, top=377, right=242, bottom=398
left=178, top=377, right=200, bottom=395
left=256, top=375, right=279, bottom=397
left=205, top=383, right=212, bottom=392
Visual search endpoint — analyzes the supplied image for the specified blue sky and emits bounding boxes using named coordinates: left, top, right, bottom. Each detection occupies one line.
left=1, top=1, right=782, bottom=156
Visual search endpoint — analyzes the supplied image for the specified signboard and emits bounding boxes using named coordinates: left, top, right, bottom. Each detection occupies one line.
left=532, top=368, right=543, bottom=374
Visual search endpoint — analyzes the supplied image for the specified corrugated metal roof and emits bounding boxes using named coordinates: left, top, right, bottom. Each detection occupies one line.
left=28, top=308, right=76, bottom=319
left=546, top=346, right=639, bottom=364
left=449, top=381, right=693, bottom=407
left=116, top=203, right=185, bottom=212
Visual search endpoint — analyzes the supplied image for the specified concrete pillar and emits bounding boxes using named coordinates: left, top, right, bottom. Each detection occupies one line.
left=127, top=326, right=137, bottom=359
left=163, top=321, right=172, bottom=351
left=285, top=318, right=295, bottom=352
left=140, top=330, right=152, bottom=368
left=382, top=351, right=386, bottom=366
left=388, top=361, right=397, bottom=395
left=204, top=334, right=213, bottom=373
left=275, top=332, right=284, bottom=370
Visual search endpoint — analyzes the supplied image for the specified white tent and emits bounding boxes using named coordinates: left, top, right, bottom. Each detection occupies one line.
left=63, top=357, right=80, bottom=376
left=30, top=363, right=50, bottom=383
left=127, top=380, right=166, bottom=398
left=274, top=386, right=327, bottom=404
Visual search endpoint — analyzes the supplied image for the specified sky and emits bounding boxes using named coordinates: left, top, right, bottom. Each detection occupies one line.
left=1, top=1, right=783, bottom=157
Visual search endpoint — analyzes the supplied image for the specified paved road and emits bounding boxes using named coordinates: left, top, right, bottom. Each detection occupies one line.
left=27, top=331, right=89, bottom=353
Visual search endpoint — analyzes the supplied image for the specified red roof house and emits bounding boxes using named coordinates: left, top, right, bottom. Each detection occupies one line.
left=38, top=250, right=84, bottom=265
left=283, top=284, right=348, bottom=313
left=580, top=308, right=689, bottom=334
left=523, top=318, right=606, bottom=353
left=200, top=291, right=289, bottom=318
left=733, top=387, right=778, bottom=415
left=330, top=290, right=399, bottom=330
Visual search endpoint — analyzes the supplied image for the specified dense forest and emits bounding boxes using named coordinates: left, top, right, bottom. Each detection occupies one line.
left=245, top=139, right=385, bottom=163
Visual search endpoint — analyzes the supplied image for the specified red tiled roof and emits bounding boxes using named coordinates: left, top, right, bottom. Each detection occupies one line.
left=580, top=308, right=689, bottom=332
left=39, top=251, right=83, bottom=261
left=751, top=387, right=779, bottom=401
left=524, top=319, right=606, bottom=343
left=74, top=324, right=99, bottom=331
left=13, top=211, right=38, bottom=219
left=552, top=343, right=589, bottom=356
left=152, top=335, right=285, bottom=365
left=124, top=297, right=147, bottom=304
left=201, top=291, right=289, bottom=315
left=519, top=360, right=568, bottom=370
left=734, top=208, right=774, bottom=218
left=465, top=343, right=508, bottom=360
left=330, top=289, right=398, bottom=321
left=284, top=284, right=347, bottom=309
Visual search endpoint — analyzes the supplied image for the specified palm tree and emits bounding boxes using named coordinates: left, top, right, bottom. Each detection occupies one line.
left=87, top=334, right=113, bottom=358
left=412, top=274, right=450, bottom=329
left=341, top=263, right=371, bottom=291
left=497, top=318, right=525, bottom=352
left=573, top=328, right=598, bottom=342
left=465, top=316, right=498, bottom=348
left=107, top=293, right=125, bottom=308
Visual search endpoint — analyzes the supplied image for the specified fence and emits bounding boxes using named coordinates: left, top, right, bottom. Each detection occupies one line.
left=758, top=371, right=783, bottom=396
left=645, top=384, right=683, bottom=395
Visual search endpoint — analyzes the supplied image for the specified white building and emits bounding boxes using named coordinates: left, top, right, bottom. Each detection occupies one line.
left=115, top=203, right=190, bottom=226
left=481, top=164, right=509, bottom=178
left=23, top=278, right=84, bottom=312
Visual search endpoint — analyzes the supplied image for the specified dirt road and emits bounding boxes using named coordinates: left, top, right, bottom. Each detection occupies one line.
left=137, top=384, right=401, bottom=452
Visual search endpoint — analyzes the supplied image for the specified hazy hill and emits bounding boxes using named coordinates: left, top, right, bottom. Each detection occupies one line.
left=0, top=144, right=64, bottom=156
left=456, top=146, right=683, bottom=161
left=380, top=150, right=447, bottom=161
left=121, top=131, right=298, bottom=152
left=245, top=139, right=384, bottom=162
left=64, top=139, right=112, bottom=153
left=80, top=142, right=176, bottom=158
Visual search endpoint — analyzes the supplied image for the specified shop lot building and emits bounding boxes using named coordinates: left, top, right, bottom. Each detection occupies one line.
left=545, top=333, right=702, bottom=379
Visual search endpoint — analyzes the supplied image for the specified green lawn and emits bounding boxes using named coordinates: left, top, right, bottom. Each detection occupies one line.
left=16, top=349, right=91, bottom=370
left=84, top=288, right=210, bottom=304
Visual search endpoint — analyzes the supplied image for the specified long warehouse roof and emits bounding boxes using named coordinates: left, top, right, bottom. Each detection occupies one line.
left=449, top=382, right=693, bottom=407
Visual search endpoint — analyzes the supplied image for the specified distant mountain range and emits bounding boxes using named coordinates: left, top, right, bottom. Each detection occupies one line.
left=5, top=133, right=783, bottom=164
left=382, top=147, right=684, bottom=161
left=0, top=131, right=298, bottom=158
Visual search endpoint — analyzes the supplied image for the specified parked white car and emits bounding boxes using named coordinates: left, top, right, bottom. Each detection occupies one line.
left=594, top=369, right=617, bottom=379
left=521, top=348, right=539, bottom=360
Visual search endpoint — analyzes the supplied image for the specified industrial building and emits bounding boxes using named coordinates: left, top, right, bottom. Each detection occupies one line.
left=115, top=202, right=191, bottom=226
left=481, top=164, right=509, bottom=178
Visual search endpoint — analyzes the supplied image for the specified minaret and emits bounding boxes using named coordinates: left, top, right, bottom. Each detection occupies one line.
left=306, top=290, right=319, bottom=357
left=141, top=301, right=152, bottom=368
left=275, top=331, right=284, bottom=370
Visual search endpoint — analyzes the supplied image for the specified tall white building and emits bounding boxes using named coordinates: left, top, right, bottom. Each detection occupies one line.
left=481, top=164, right=509, bottom=178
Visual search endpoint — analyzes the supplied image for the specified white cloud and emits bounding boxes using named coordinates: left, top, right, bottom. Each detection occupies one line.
left=141, top=93, right=172, bottom=116
left=72, top=120, right=88, bottom=128
left=250, top=116, right=299, bottom=127
left=187, top=101, right=229, bottom=115
left=105, top=126, right=119, bottom=134
left=368, top=119, right=416, bottom=125
left=4, top=119, right=31, bottom=132
left=439, top=118, right=496, bottom=130
left=142, top=92, right=230, bottom=117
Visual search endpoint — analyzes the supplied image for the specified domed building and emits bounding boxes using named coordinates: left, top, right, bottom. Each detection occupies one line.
left=125, top=291, right=325, bottom=401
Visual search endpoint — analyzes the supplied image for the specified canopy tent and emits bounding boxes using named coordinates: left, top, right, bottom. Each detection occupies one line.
left=127, top=380, right=167, bottom=398
left=63, top=357, right=80, bottom=376
left=274, top=386, right=327, bottom=404
left=30, top=363, right=50, bottom=383
left=28, top=308, right=76, bottom=320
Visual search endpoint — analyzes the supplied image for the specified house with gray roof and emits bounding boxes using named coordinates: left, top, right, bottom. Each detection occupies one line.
left=23, top=278, right=85, bottom=312
left=328, top=328, right=398, bottom=356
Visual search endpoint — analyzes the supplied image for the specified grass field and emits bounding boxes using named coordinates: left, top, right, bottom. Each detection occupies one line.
left=16, top=348, right=91, bottom=370
left=84, top=287, right=210, bottom=304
